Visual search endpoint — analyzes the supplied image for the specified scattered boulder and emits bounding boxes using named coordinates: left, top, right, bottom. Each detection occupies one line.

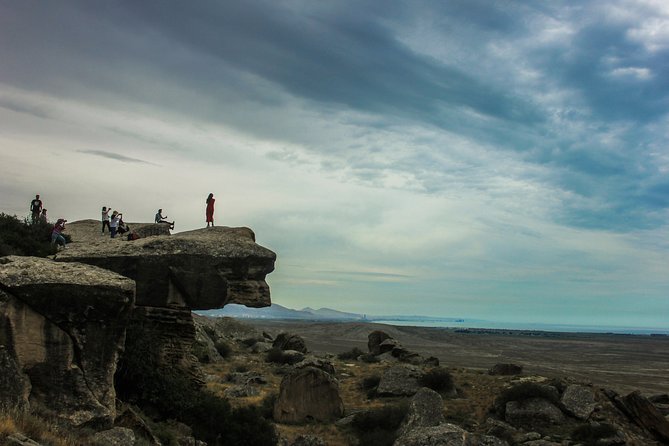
left=379, top=338, right=402, bottom=354
left=368, top=330, right=392, bottom=355
left=377, top=365, right=423, bottom=396
left=424, top=356, right=440, bottom=367
left=4, top=433, right=42, bottom=446
left=560, top=384, right=596, bottom=420
left=488, top=363, right=523, bottom=376
left=505, top=398, right=565, bottom=427
left=273, top=332, right=308, bottom=353
left=398, top=387, right=446, bottom=437
left=273, top=367, right=344, bottom=423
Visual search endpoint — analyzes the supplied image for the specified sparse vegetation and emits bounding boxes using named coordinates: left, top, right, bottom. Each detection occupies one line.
left=337, top=347, right=365, bottom=360
left=419, top=367, right=455, bottom=395
left=572, top=423, right=618, bottom=446
left=361, top=375, right=381, bottom=399
left=350, top=403, right=408, bottom=446
left=265, top=347, right=301, bottom=365
left=0, top=213, right=69, bottom=257
left=0, top=409, right=79, bottom=446
left=117, top=325, right=277, bottom=445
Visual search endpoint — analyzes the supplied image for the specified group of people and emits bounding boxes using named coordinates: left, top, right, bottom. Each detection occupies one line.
left=101, top=207, right=132, bottom=238
left=30, top=194, right=67, bottom=248
left=31, top=192, right=217, bottom=249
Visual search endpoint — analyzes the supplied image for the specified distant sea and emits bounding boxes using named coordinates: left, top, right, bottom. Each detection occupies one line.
left=369, top=319, right=669, bottom=335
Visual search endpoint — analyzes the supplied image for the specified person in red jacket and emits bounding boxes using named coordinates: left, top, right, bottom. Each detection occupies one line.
left=206, top=193, right=215, bottom=228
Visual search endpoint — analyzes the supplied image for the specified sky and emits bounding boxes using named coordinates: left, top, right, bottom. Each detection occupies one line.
left=1, top=1, right=668, bottom=329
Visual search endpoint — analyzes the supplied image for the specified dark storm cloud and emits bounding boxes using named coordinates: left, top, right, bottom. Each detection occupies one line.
left=1, top=0, right=667, bottom=232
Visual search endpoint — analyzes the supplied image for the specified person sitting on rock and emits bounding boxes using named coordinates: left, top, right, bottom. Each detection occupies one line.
left=51, top=218, right=67, bottom=248
left=155, top=209, right=174, bottom=230
left=117, top=215, right=130, bottom=236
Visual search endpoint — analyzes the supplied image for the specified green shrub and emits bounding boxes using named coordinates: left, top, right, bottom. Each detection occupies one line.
left=419, top=367, right=455, bottom=394
left=361, top=375, right=381, bottom=399
left=351, top=404, right=408, bottom=446
left=360, top=353, right=380, bottom=363
left=572, top=423, right=618, bottom=446
left=337, top=347, right=365, bottom=360
left=0, top=213, right=65, bottom=257
left=116, top=325, right=277, bottom=445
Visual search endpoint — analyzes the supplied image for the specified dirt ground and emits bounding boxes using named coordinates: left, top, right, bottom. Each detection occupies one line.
left=242, top=320, right=669, bottom=396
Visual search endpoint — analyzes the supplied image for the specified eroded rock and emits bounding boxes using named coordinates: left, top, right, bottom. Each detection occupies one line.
left=398, top=387, right=446, bottom=437
left=273, top=367, right=344, bottom=423
left=377, top=365, right=423, bottom=396
left=0, top=256, right=134, bottom=427
left=561, top=384, right=596, bottom=420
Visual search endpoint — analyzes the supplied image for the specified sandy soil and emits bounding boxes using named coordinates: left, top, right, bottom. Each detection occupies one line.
left=242, top=319, right=669, bottom=396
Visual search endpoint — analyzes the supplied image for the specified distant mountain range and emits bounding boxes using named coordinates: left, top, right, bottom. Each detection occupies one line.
left=200, top=303, right=468, bottom=323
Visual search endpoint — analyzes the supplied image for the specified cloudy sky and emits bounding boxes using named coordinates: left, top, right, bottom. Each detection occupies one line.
left=1, top=1, right=668, bottom=329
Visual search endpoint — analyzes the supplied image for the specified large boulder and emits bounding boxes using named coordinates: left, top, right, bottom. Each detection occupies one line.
left=273, top=332, right=308, bottom=354
left=273, top=367, right=344, bottom=423
left=377, top=365, right=423, bottom=397
left=398, top=387, right=446, bottom=437
left=615, top=391, right=669, bottom=443
left=0, top=256, right=134, bottom=427
left=368, top=330, right=393, bottom=355
left=560, top=384, right=596, bottom=420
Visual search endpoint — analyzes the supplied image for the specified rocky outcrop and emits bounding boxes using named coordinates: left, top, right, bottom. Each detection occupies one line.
left=368, top=330, right=392, bottom=355
left=58, top=224, right=276, bottom=393
left=505, top=398, right=565, bottom=427
left=394, top=423, right=507, bottom=446
left=273, top=366, right=344, bottom=423
left=57, top=225, right=276, bottom=309
left=0, top=256, right=134, bottom=427
left=614, top=390, right=669, bottom=443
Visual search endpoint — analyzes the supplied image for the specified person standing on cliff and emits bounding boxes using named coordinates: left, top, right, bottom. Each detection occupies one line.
left=101, top=206, right=111, bottom=234
left=30, top=194, right=43, bottom=223
left=206, top=193, right=215, bottom=227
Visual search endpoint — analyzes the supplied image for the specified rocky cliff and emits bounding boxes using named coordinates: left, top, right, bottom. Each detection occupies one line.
left=0, top=256, right=134, bottom=427
left=0, top=221, right=276, bottom=429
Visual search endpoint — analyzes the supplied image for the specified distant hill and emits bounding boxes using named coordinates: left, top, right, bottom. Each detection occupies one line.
left=199, top=303, right=471, bottom=324
left=201, top=303, right=366, bottom=321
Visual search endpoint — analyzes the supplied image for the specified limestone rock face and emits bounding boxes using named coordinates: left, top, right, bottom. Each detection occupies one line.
left=0, top=256, right=134, bottom=427
left=393, top=423, right=506, bottom=446
left=57, top=225, right=276, bottom=309
left=273, top=367, right=344, bottom=423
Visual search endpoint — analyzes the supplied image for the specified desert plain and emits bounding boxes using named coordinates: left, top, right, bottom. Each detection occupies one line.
left=243, top=320, right=669, bottom=396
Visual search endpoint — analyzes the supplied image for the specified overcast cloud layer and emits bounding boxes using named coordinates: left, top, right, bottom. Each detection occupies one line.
left=1, top=0, right=668, bottom=329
